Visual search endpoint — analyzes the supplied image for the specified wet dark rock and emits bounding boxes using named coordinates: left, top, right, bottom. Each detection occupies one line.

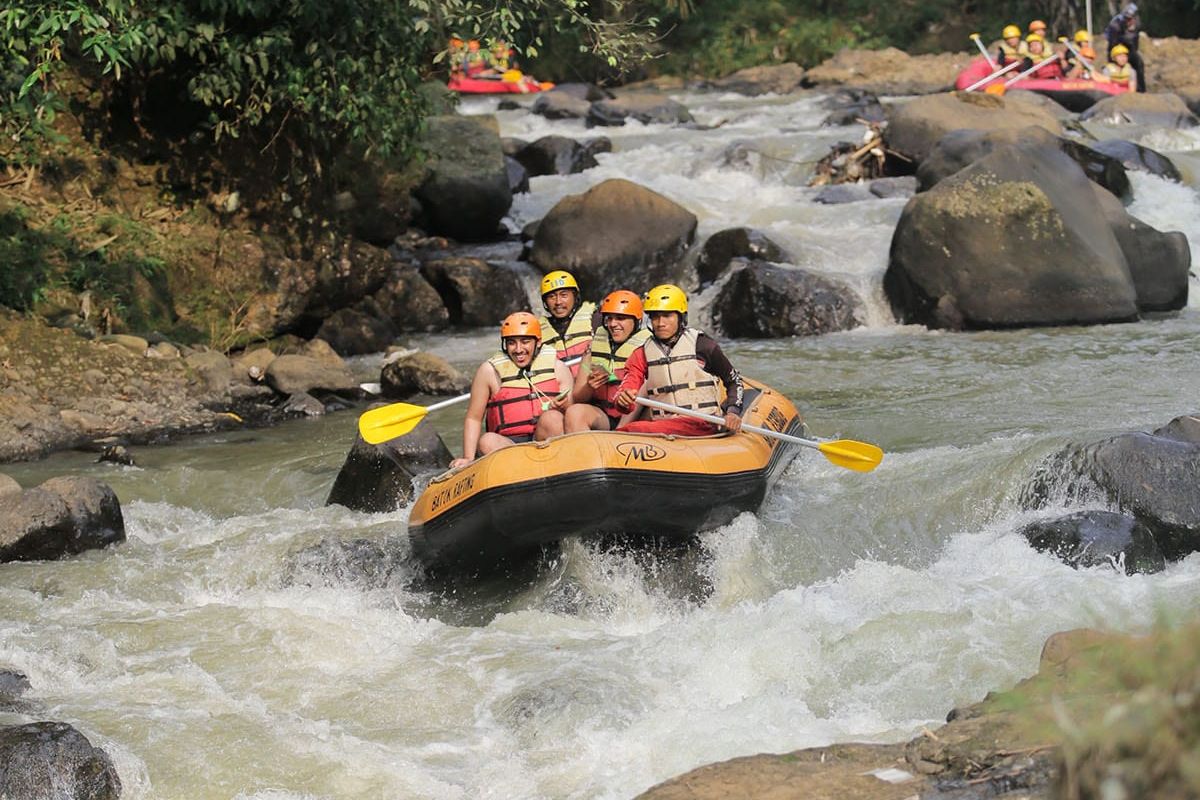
left=1022, top=414, right=1200, bottom=561
left=706, top=63, right=806, bottom=96
left=0, top=721, right=121, bottom=800
left=712, top=261, right=864, bottom=338
left=370, top=264, right=450, bottom=333
left=285, top=536, right=409, bottom=589
left=1021, top=511, right=1166, bottom=574
left=513, top=135, right=598, bottom=177
left=1089, top=139, right=1182, bottom=182
left=530, top=179, right=697, bottom=298
left=586, top=93, right=693, bottom=127
left=915, top=126, right=1132, bottom=201
left=419, top=257, right=529, bottom=327
left=0, top=670, right=31, bottom=706
left=0, top=477, right=125, bottom=562
left=496, top=99, right=522, bottom=111
left=869, top=176, right=918, bottom=198
left=326, top=421, right=453, bottom=512
left=415, top=114, right=511, bottom=242
left=886, top=136, right=1141, bottom=330
left=821, top=88, right=886, bottom=126
left=96, top=445, right=135, bottom=466
left=315, top=306, right=396, bottom=356
left=380, top=352, right=468, bottom=399
left=531, top=91, right=591, bottom=120
left=505, top=156, right=529, bottom=195
left=183, top=350, right=233, bottom=395
left=1090, top=184, right=1191, bottom=313
left=281, top=391, right=325, bottom=417
left=264, top=354, right=358, bottom=396
left=695, top=228, right=791, bottom=287
left=267, top=238, right=396, bottom=337
left=501, top=137, right=526, bottom=157
left=1080, top=92, right=1200, bottom=128
left=813, top=184, right=873, bottom=204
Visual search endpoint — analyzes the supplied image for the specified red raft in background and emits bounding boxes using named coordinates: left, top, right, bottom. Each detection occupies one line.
left=954, top=56, right=1130, bottom=112
left=448, top=72, right=554, bottom=94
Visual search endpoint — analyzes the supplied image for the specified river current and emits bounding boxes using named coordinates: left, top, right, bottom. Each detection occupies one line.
left=3, top=90, right=1200, bottom=799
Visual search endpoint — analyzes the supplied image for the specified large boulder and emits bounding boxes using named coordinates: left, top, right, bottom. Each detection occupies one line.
left=1090, top=183, right=1190, bottom=312
left=712, top=261, right=864, bottom=338
left=915, top=126, right=1132, bottom=201
left=0, top=477, right=125, bottom=562
left=529, top=179, right=697, bottom=297
left=885, top=138, right=1141, bottom=330
left=586, top=93, right=693, bottom=127
left=0, top=722, right=121, bottom=800
left=505, top=156, right=529, bottom=195
left=184, top=350, right=234, bottom=396
left=380, top=352, right=468, bottom=398
left=531, top=84, right=607, bottom=120
left=695, top=228, right=791, bottom=287
left=1089, top=139, right=1182, bottom=182
left=315, top=306, right=396, bottom=356
left=805, top=48, right=971, bottom=95
left=415, top=115, right=512, bottom=242
left=821, top=88, right=886, bottom=127
left=1022, top=414, right=1200, bottom=561
left=1020, top=511, right=1166, bottom=574
left=419, top=257, right=529, bottom=327
left=886, top=92, right=1065, bottom=166
left=513, top=136, right=600, bottom=177
left=325, top=421, right=453, bottom=512
left=1080, top=92, right=1200, bottom=128
left=370, top=264, right=450, bottom=332
left=264, top=354, right=358, bottom=396
left=706, top=63, right=806, bottom=96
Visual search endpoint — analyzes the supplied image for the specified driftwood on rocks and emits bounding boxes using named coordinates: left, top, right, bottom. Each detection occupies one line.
left=809, top=123, right=902, bottom=187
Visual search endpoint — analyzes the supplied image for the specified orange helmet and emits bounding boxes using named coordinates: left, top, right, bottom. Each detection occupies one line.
left=600, top=290, right=643, bottom=319
left=467, top=39, right=481, bottom=51
left=449, top=36, right=464, bottom=47
left=499, top=312, right=541, bottom=345
left=1028, top=19, right=1047, bottom=33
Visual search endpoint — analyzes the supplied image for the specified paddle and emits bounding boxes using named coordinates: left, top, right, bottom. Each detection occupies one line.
left=963, top=58, right=1022, bottom=92
left=969, top=33, right=999, bottom=70
left=1004, top=52, right=1062, bottom=87
left=633, top=397, right=883, bottom=473
left=357, top=355, right=582, bottom=444
left=1058, top=37, right=1110, bottom=82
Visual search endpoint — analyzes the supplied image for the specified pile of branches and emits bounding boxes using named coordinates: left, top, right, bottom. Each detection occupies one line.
left=809, top=121, right=898, bottom=186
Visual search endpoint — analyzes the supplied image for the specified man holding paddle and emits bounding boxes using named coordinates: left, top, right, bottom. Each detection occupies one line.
left=613, top=284, right=744, bottom=437
left=449, top=311, right=573, bottom=469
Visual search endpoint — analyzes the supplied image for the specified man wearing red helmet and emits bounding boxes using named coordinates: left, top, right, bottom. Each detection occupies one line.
left=564, top=289, right=652, bottom=433
left=450, top=311, right=574, bottom=468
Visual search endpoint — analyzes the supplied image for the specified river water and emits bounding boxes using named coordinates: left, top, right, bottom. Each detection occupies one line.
left=4, top=89, right=1200, bottom=799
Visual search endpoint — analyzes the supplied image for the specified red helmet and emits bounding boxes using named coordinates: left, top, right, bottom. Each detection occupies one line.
left=599, top=290, right=643, bottom=319
left=499, top=311, right=541, bottom=344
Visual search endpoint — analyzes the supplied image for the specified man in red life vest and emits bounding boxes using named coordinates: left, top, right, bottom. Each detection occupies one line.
left=1023, top=33, right=1064, bottom=79
left=450, top=312, right=573, bottom=468
left=538, top=270, right=600, bottom=378
left=612, top=284, right=744, bottom=436
left=564, top=289, right=652, bottom=433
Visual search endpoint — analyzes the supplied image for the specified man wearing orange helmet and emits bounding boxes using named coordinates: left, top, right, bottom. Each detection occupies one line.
left=538, top=270, right=600, bottom=378
left=613, top=284, right=744, bottom=437
left=564, top=289, right=652, bottom=433
left=450, top=311, right=573, bottom=469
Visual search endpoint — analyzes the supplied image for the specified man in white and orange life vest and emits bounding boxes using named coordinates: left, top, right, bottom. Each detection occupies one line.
left=564, top=289, right=652, bottom=433
left=538, top=269, right=600, bottom=378
left=450, top=312, right=573, bottom=468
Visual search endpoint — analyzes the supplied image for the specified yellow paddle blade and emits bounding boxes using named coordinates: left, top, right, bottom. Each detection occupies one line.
left=985, top=82, right=1007, bottom=96
left=817, top=439, right=884, bottom=472
left=357, top=402, right=429, bottom=445
left=501, top=69, right=523, bottom=83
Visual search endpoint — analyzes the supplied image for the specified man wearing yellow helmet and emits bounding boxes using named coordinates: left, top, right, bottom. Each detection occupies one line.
left=997, top=24, right=1028, bottom=66
left=450, top=311, right=574, bottom=469
left=1103, top=44, right=1137, bottom=89
left=1104, top=4, right=1144, bottom=91
left=612, top=284, right=745, bottom=436
left=1022, top=33, right=1064, bottom=79
left=539, top=270, right=600, bottom=378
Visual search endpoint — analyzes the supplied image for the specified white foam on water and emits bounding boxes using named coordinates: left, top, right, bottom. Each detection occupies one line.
left=1126, top=171, right=1200, bottom=307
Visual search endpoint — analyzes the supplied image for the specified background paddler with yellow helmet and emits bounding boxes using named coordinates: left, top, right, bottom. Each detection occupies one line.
left=997, top=24, right=1029, bottom=65
left=450, top=311, right=574, bottom=469
left=538, top=270, right=600, bottom=377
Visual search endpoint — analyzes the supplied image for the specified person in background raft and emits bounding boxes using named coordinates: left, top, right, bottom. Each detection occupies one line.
left=489, top=40, right=512, bottom=72
left=539, top=270, right=600, bottom=377
left=464, top=40, right=488, bottom=77
left=1104, top=44, right=1138, bottom=90
left=613, top=284, right=744, bottom=436
left=564, top=290, right=652, bottom=433
left=997, top=24, right=1028, bottom=66
left=1105, top=3, right=1145, bottom=92
left=1065, top=30, right=1098, bottom=79
left=1022, top=34, right=1063, bottom=79
left=450, top=312, right=573, bottom=469
left=447, top=36, right=466, bottom=77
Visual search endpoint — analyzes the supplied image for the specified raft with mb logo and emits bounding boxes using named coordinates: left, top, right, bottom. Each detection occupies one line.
left=407, top=379, right=806, bottom=574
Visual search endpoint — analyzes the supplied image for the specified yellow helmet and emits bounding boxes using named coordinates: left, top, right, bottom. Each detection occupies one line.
left=1111, top=44, right=1130, bottom=56
left=1026, top=33, right=1044, bottom=43
left=1073, top=29, right=1091, bottom=43
left=1002, top=24, right=1021, bottom=39
left=643, top=284, right=688, bottom=314
left=539, top=270, right=579, bottom=297
left=499, top=312, right=542, bottom=344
